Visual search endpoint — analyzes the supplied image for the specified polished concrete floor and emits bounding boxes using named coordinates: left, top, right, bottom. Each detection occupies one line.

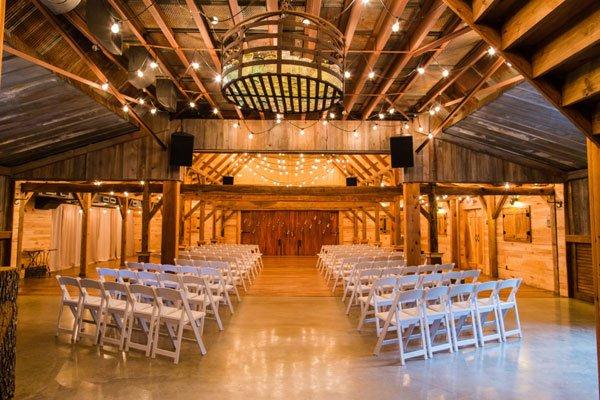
left=15, top=257, right=598, bottom=399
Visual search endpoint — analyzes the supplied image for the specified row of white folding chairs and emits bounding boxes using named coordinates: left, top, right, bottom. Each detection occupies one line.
left=184, top=251, right=262, bottom=279
left=345, top=269, right=480, bottom=314
left=183, top=254, right=258, bottom=289
left=332, top=258, right=408, bottom=291
left=100, top=265, right=238, bottom=311
left=322, top=252, right=403, bottom=279
left=361, top=278, right=522, bottom=365
left=56, top=275, right=212, bottom=364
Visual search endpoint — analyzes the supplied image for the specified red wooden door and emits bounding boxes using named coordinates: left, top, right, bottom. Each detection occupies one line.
left=241, top=211, right=339, bottom=255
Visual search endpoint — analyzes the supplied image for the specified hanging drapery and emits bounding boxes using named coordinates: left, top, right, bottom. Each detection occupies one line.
left=49, top=204, right=135, bottom=271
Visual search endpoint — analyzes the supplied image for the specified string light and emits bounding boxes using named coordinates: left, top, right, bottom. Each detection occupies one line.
left=368, top=71, right=375, bottom=79
left=110, top=22, right=120, bottom=34
left=434, top=104, right=441, bottom=113
left=329, top=112, right=336, bottom=119
left=211, top=16, right=219, bottom=25
left=101, top=82, right=109, bottom=91
left=150, top=107, right=157, bottom=115
left=122, top=104, right=129, bottom=113
left=418, top=126, right=424, bottom=133
left=429, top=109, right=435, bottom=115
left=233, top=122, right=239, bottom=128
left=344, top=70, right=351, bottom=79
left=504, top=182, right=510, bottom=190
left=215, top=74, right=222, bottom=83
left=372, top=124, right=378, bottom=131
left=302, top=18, right=310, bottom=25
left=487, top=46, right=496, bottom=56
left=392, top=19, right=400, bottom=32
left=248, top=133, right=254, bottom=140
left=378, top=112, right=385, bottom=120
left=403, top=123, right=409, bottom=130
left=136, top=69, right=144, bottom=78
left=150, top=61, right=158, bottom=69
left=189, top=101, right=196, bottom=108
left=362, top=0, right=369, bottom=4
left=191, top=62, right=200, bottom=70
left=506, top=62, right=512, bottom=67
left=139, top=98, right=145, bottom=105
left=428, top=132, right=434, bottom=140
left=442, top=68, right=449, bottom=77
left=353, top=130, right=359, bottom=138
left=322, top=120, right=328, bottom=126
left=388, top=107, right=395, bottom=114
left=299, top=129, right=305, bottom=136
left=213, top=107, right=219, bottom=114
left=417, top=66, right=425, bottom=75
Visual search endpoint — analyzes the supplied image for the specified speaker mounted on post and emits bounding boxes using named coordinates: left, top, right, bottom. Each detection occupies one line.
left=389, top=135, right=415, bottom=168
left=346, top=177, right=358, bottom=187
left=222, top=176, right=234, bottom=185
left=169, top=132, right=194, bottom=167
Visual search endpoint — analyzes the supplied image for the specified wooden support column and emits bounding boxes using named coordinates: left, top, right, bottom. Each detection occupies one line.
left=479, top=195, right=508, bottom=279
left=118, top=196, right=129, bottom=267
left=352, top=212, right=358, bottom=243
left=198, top=200, right=205, bottom=245
left=427, top=192, right=439, bottom=253
left=450, top=198, right=460, bottom=268
left=403, top=184, right=421, bottom=266
left=212, top=206, right=218, bottom=241
left=361, top=209, right=367, bottom=242
left=236, top=211, right=242, bottom=244
left=15, top=192, right=33, bottom=269
left=547, top=193, right=560, bottom=294
left=76, top=193, right=91, bottom=277
left=0, top=0, right=5, bottom=86
left=374, top=205, right=381, bottom=245
left=141, top=185, right=150, bottom=262
left=586, top=139, right=600, bottom=385
left=161, top=181, right=180, bottom=265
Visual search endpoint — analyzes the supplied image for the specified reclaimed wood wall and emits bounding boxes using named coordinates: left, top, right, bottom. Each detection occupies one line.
left=0, top=176, right=13, bottom=265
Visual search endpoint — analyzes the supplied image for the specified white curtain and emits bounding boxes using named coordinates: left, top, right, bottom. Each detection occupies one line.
left=50, top=204, right=136, bottom=271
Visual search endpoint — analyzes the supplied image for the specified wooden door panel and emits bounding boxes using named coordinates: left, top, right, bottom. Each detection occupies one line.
left=241, top=211, right=339, bottom=255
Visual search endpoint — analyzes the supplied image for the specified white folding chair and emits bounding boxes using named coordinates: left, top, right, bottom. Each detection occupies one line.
left=125, top=261, right=144, bottom=271
left=357, top=276, right=399, bottom=333
left=496, top=278, right=523, bottom=342
left=373, top=289, right=428, bottom=365
left=125, top=284, right=158, bottom=356
left=461, top=269, right=481, bottom=283
left=417, top=264, right=436, bottom=274
left=181, top=275, right=222, bottom=331
left=418, top=273, right=443, bottom=289
left=161, top=264, right=181, bottom=274
left=117, top=269, right=138, bottom=283
left=398, top=274, right=420, bottom=291
left=55, top=276, right=83, bottom=342
left=97, top=268, right=119, bottom=282
left=421, top=286, right=453, bottom=358
left=137, top=271, right=161, bottom=287
left=473, top=281, right=502, bottom=346
left=152, top=287, right=207, bottom=364
left=175, top=258, right=194, bottom=266
left=99, top=281, right=130, bottom=350
left=447, top=283, right=479, bottom=351
left=77, top=278, right=106, bottom=344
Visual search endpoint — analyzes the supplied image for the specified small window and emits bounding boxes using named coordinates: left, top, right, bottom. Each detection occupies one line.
left=502, top=206, right=532, bottom=243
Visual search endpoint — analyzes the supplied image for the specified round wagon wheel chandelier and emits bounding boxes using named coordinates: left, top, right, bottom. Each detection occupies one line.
left=220, top=1, right=346, bottom=116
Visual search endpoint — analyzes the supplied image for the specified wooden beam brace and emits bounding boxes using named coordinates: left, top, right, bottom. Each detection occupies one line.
left=343, top=0, right=365, bottom=53
left=148, top=198, right=163, bottom=220
left=563, top=58, right=600, bottom=106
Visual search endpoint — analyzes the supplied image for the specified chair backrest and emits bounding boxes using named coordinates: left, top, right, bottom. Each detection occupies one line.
left=474, top=280, right=499, bottom=299
left=398, top=274, right=420, bottom=290
left=79, top=278, right=104, bottom=298
left=118, top=269, right=138, bottom=282
left=461, top=269, right=481, bottom=283
left=448, top=283, right=476, bottom=302
left=437, top=263, right=455, bottom=273
left=423, top=285, right=449, bottom=302
left=137, top=271, right=160, bottom=287
left=97, top=268, right=119, bottom=282
left=174, top=258, right=194, bottom=266
left=381, top=267, right=403, bottom=277
left=158, top=273, right=182, bottom=288
left=155, top=287, right=185, bottom=308
left=396, top=288, right=424, bottom=306
left=417, top=264, right=436, bottom=274
left=102, top=281, right=129, bottom=300
left=161, top=264, right=180, bottom=274
left=142, top=263, right=160, bottom=272
left=125, top=261, right=144, bottom=271
left=442, top=271, right=463, bottom=285
left=402, top=265, right=418, bottom=275
left=180, top=265, right=200, bottom=275
left=180, top=274, right=209, bottom=294
left=419, top=273, right=443, bottom=288
left=56, top=275, right=81, bottom=299
left=496, top=278, right=522, bottom=302
left=127, top=284, right=158, bottom=306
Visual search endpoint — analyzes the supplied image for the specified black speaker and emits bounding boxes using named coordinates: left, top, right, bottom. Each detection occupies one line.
left=390, top=135, right=414, bottom=168
left=222, top=176, right=234, bottom=185
left=34, top=196, right=63, bottom=210
left=169, top=132, right=194, bottom=166
left=346, top=177, right=358, bottom=187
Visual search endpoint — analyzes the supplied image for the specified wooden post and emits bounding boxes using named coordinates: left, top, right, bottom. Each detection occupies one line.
left=361, top=209, right=367, bottom=242
left=374, top=205, right=381, bottom=244
left=118, top=196, right=129, bottom=267
left=198, top=200, right=205, bottom=245
left=141, top=184, right=150, bottom=260
left=161, top=181, right=180, bottom=265
left=179, top=199, right=187, bottom=246
left=545, top=193, right=560, bottom=294
left=15, top=192, right=33, bottom=269
left=480, top=195, right=507, bottom=279
left=0, top=0, right=6, bottom=86
left=586, top=139, right=600, bottom=386
left=78, top=193, right=91, bottom=277
left=212, top=206, right=218, bottom=241
left=427, top=192, right=439, bottom=253
left=403, top=183, right=421, bottom=266
left=450, top=198, right=460, bottom=268
left=236, top=211, right=242, bottom=244
left=394, top=196, right=402, bottom=247
left=352, top=212, right=358, bottom=243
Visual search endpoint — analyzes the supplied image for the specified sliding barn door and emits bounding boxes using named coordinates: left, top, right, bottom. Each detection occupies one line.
left=465, top=209, right=484, bottom=269
left=241, top=211, right=339, bottom=255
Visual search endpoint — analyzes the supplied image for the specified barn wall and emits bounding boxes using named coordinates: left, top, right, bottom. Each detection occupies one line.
left=0, top=176, right=13, bottom=265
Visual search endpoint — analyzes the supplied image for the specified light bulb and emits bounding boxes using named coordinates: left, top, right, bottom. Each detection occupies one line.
left=428, top=132, right=433, bottom=140
left=429, top=109, right=435, bottom=115
left=368, top=71, right=375, bottom=79
left=378, top=112, right=385, bottom=120
left=233, top=122, right=239, bottom=128
left=136, top=69, right=144, bottom=78
left=322, top=120, right=328, bottom=126
left=191, top=61, right=200, bottom=70
left=418, top=126, right=424, bottom=133
left=362, top=0, right=368, bottom=4
left=299, top=129, right=305, bottom=136
left=403, top=123, right=409, bottom=130
left=150, top=107, right=157, bottom=115
left=417, top=67, right=425, bottom=75
left=353, top=130, right=359, bottom=138
left=150, top=61, right=158, bottom=69
left=329, top=112, right=336, bottom=119
left=139, top=98, right=145, bottom=105
left=488, top=46, right=496, bottom=56
left=110, top=22, right=120, bottom=34
left=101, top=82, right=109, bottom=91
left=344, top=70, right=351, bottom=79
left=506, top=62, right=512, bottom=67
left=442, top=68, right=449, bottom=77
left=302, top=18, right=310, bottom=25
left=213, top=107, right=219, bottom=114
left=372, top=124, right=378, bottom=131
left=248, top=133, right=254, bottom=140
left=211, top=16, right=219, bottom=25
left=189, top=101, right=196, bottom=108
left=215, top=74, right=222, bottom=83
left=504, top=182, right=510, bottom=189
left=388, top=107, right=395, bottom=114
left=392, top=19, right=400, bottom=32
left=122, top=104, right=129, bottom=113
left=434, top=105, right=441, bottom=112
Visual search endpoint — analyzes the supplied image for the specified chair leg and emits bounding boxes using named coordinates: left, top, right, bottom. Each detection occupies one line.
left=55, top=303, right=64, bottom=337
left=423, top=318, right=433, bottom=359
left=373, top=318, right=392, bottom=356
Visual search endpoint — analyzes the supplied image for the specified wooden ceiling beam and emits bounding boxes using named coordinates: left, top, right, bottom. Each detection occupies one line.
left=139, top=0, right=221, bottom=113
left=417, top=57, right=505, bottom=153
left=361, top=0, right=447, bottom=119
left=563, top=59, right=600, bottom=106
left=30, top=0, right=166, bottom=149
left=227, top=0, right=244, bottom=25
left=342, top=0, right=365, bottom=53
left=442, top=0, right=598, bottom=144
left=106, top=0, right=191, bottom=102
left=343, top=0, right=410, bottom=116
left=184, top=0, right=221, bottom=70
left=0, top=0, right=5, bottom=86
left=472, top=0, right=501, bottom=22
left=531, top=7, right=600, bottom=78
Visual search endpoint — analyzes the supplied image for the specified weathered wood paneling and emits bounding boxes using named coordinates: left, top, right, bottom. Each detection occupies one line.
left=0, top=176, right=13, bottom=265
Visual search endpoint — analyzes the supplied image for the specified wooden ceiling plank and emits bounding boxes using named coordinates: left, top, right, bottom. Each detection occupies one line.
left=562, top=58, right=600, bottom=106
left=30, top=0, right=166, bottom=149
left=139, top=0, right=221, bottom=113
left=501, top=0, right=569, bottom=50
left=0, top=0, right=5, bottom=87
left=106, top=0, right=191, bottom=102
left=361, top=0, right=447, bottom=119
left=531, top=7, right=600, bottom=78
left=343, top=0, right=410, bottom=116
left=472, top=0, right=501, bottom=22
